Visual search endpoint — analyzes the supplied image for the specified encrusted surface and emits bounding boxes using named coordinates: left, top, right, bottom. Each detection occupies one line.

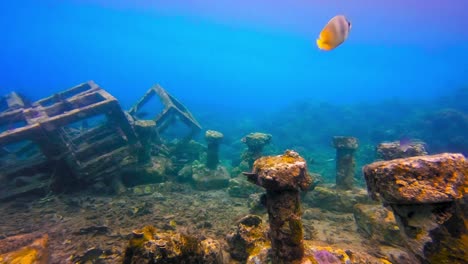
left=376, top=141, right=427, bottom=161
left=332, top=136, right=358, bottom=150
left=247, top=150, right=312, bottom=191
left=363, top=153, right=468, bottom=204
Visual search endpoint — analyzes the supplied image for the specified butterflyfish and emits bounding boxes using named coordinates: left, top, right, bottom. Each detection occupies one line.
left=316, top=15, right=351, bottom=51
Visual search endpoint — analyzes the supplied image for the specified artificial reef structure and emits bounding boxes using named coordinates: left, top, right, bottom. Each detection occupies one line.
left=1, top=82, right=467, bottom=264
left=0, top=81, right=202, bottom=200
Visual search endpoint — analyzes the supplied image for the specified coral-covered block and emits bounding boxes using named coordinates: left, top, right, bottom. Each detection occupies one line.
left=363, top=153, right=467, bottom=204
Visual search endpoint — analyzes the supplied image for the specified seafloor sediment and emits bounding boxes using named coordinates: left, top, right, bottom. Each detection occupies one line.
left=0, top=182, right=395, bottom=263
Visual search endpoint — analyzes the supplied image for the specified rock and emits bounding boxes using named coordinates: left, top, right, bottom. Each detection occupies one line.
left=91, top=180, right=109, bottom=193
left=226, top=214, right=400, bottom=264
left=70, top=247, right=104, bottom=263
left=123, top=226, right=223, bottom=264
left=353, top=204, right=403, bottom=246
left=247, top=193, right=267, bottom=214
left=379, top=246, right=420, bottom=264
left=200, top=238, right=223, bottom=263
left=192, top=163, right=230, bottom=190
left=73, top=225, right=110, bottom=236
left=304, top=186, right=373, bottom=213
left=363, top=153, right=467, bottom=204
left=227, top=176, right=262, bottom=198
left=363, top=153, right=468, bottom=263
left=131, top=185, right=155, bottom=196
left=0, top=233, right=49, bottom=264
left=376, top=141, right=428, bottom=161
left=177, top=164, right=193, bottom=182
left=122, top=156, right=171, bottom=186
left=226, top=215, right=269, bottom=261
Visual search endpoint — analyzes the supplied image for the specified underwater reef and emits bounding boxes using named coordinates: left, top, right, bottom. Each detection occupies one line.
left=0, top=83, right=467, bottom=263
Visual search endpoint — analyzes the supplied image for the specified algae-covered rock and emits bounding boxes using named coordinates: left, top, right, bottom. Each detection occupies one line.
left=192, top=163, right=230, bottom=190
left=246, top=149, right=312, bottom=191
left=227, top=176, right=262, bottom=198
left=122, top=156, right=172, bottom=186
left=304, top=185, right=373, bottom=213
left=247, top=193, right=267, bottom=214
left=376, top=141, right=428, bottom=161
left=200, top=238, right=223, bottom=263
left=353, top=203, right=403, bottom=246
left=177, top=164, right=193, bottom=182
left=0, top=233, right=49, bottom=264
left=363, top=153, right=468, bottom=263
left=363, top=153, right=467, bottom=204
left=226, top=215, right=269, bottom=262
left=124, top=225, right=223, bottom=264
left=303, top=244, right=396, bottom=264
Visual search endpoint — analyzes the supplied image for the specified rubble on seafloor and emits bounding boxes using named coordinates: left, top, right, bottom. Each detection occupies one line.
left=1, top=83, right=467, bottom=263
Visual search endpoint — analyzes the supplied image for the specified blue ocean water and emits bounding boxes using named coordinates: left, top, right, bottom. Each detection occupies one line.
left=1, top=2, right=468, bottom=263
left=1, top=0, right=467, bottom=155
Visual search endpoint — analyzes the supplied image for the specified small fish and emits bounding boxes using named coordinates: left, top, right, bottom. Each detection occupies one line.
left=317, top=15, right=351, bottom=51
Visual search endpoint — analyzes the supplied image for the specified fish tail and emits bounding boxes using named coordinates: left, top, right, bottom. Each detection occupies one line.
left=316, top=38, right=331, bottom=51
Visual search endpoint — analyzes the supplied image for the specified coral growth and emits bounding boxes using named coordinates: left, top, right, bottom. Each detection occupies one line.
left=124, top=225, right=223, bottom=263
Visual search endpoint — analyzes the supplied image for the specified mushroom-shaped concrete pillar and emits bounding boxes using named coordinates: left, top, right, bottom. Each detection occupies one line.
left=243, top=150, right=312, bottom=263
left=241, top=132, right=272, bottom=169
left=205, top=130, right=224, bottom=169
left=363, top=153, right=468, bottom=263
left=332, top=136, right=358, bottom=190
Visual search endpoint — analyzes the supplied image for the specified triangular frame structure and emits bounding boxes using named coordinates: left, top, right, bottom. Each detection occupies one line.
left=128, top=84, right=202, bottom=137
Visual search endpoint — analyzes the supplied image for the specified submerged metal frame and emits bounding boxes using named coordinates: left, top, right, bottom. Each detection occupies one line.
left=128, top=84, right=202, bottom=137
left=0, top=81, right=141, bottom=199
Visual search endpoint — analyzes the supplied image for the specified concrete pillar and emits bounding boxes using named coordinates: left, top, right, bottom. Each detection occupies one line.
left=244, top=150, right=312, bottom=263
left=332, top=136, right=358, bottom=190
left=363, top=153, right=468, bottom=263
left=241, top=132, right=272, bottom=169
left=205, top=130, right=223, bottom=169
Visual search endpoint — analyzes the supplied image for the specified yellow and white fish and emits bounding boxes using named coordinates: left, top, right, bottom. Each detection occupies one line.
left=316, top=15, right=352, bottom=51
